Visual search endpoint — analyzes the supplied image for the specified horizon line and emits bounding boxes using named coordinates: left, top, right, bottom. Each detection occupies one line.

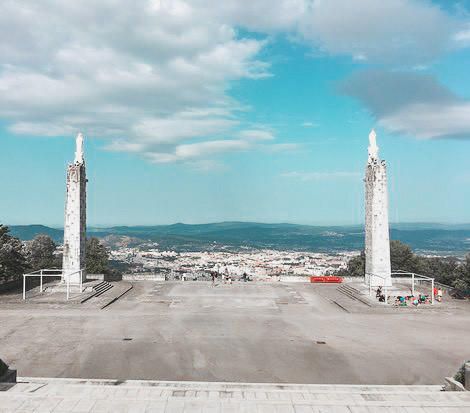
left=5, top=220, right=470, bottom=229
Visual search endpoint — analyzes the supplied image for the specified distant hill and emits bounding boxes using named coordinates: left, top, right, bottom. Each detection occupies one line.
left=6, top=222, right=470, bottom=256
left=8, top=225, right=64, bottom=243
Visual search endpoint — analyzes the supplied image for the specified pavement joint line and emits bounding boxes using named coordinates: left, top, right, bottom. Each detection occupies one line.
left=17, top=378, right=445, bottom=389
left=1, top=396, right=469, bottom=407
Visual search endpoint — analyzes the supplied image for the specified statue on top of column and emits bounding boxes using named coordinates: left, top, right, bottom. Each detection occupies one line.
left=368, top=129, right=379, bottom=162
left=74, top=133, right=84, bottom=164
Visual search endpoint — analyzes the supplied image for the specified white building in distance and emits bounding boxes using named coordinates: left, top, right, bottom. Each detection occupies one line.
left=364, top=130, right=392, bottom=287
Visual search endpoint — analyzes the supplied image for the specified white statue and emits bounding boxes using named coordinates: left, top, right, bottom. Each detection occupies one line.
left=368, top=129, right=379, bottom=161
left=74, top=133, right=84, bottom=164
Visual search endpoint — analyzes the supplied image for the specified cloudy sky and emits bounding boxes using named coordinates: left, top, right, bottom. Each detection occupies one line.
left=1, top=0, right=470, bottom=226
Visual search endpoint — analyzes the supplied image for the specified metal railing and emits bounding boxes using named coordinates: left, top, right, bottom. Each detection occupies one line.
left=391, top=270, right=435, bottom=305
left=23, top=268, right=84, bottom=300
left=366, top=272, right=390, bottom=304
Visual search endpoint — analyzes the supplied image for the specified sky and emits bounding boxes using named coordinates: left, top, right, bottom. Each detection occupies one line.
left=1, top=0, right=470, bottom=227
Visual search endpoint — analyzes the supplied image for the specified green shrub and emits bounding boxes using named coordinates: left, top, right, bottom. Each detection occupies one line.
left=0, top=358, right=8, bottom=376
left=454, top=361, right=469, bottom=386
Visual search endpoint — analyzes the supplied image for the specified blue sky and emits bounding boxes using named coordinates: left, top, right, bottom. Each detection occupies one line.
left=1, top=0, right=470, bottom=226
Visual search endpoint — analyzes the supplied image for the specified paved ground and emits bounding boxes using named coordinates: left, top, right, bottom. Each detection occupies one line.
left=2, top=377, right=470, bottom=412
left=0, top=281, right=469, bottom=384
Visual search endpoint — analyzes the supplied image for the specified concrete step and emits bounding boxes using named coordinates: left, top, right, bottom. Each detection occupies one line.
left=80, top=281, right=133, bottom=309
left=0, top=378, right=468, bottom=412
left=337, top=285, right=372, bottom=307
left=14, top=377, right=448, bottom=392
left=93, top=282, right=113, bottom=297
left=80, top=282, right=113, bottom=303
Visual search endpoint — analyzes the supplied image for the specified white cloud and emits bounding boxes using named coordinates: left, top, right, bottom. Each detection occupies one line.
left=176, top=139, right=250, bottom=159
left=298, top=0, right=462, bottom=64
left=132, top=115, right=237, bottom=144
left=195, top=0, right=307, bottom=32
left=203, top=0, right=467, bottom=64
left=454, top=28, right=470, bottom=45
left=301, top=121, right=318, bottom=128
left=282, top=171, right=361, bottom=181
left=1, top=0, right=469, bottom=167
left=340, top=69, right=470, bottom=139
left=146, top=139, right=247, bottom=165
left=237, top=129, right=274, bottom=141
left=380, top=102, right=470, bottom=139
left=0, top=0, right=274, bottom=165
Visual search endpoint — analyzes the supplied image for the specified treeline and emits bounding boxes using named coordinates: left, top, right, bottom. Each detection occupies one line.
left=337, top=240, right=470, bottom=293
left=0, top=224, right=114, bottom=284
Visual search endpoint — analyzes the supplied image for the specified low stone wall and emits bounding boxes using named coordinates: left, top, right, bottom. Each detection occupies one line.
left=279, top=276, right=310, bottom=283
left=86, top=273, right=105, bottom=281
left=122, top=273, right=166, bottom=281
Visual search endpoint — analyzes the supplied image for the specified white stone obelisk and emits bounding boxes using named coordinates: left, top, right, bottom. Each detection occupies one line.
left=62, top=133, right=87, bottom=284
left=364, top=130, right=392, bottom=287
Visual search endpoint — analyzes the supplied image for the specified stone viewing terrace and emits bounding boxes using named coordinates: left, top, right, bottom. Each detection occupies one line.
left=1, top=281, right=469, bottom=382
left=1, top=280, right=470, bottom=411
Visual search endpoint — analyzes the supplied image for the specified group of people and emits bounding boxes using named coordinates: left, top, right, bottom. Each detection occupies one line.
left=210, top=270, right=232, bottom=287
left=209, top=271, right=251, bottom=286
left=180, top=270, right=251, bottom=286
left=376, top=285, right=443, bottom=306
left=395, top=294, right=429, bottom=307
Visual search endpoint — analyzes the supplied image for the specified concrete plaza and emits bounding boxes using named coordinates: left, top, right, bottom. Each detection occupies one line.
left=0, top=281, right=469, bottom=385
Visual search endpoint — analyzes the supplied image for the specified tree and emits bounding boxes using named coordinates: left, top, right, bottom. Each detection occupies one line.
left=86, top=237, right=110, bottom=274
left=416, top=256, right=459, bottom=286
left=389, top=240, right=419, bottom=273
left=0, top=358, right=9, bottom=376
left=454, top=254, right=470, bottom=293
left=0, top=224, right=27, bottom=282
left=337, top=240, right=452, bottom=279
left=24, top=234, right=58, bottom=271
left=337, top=251, right=365, bottom=277
left=337, top=240, right=470, bottom=296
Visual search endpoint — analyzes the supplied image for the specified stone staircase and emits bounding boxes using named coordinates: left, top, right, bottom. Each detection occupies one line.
left=92, top=281, right=113, bottom=297
left=0, top=377, right=469, bottom=412
left=81, top=281, right=113, bottom=303
left=337, top=284, right=373, bottom=307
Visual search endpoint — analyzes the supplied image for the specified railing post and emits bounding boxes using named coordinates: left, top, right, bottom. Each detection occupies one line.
left=23, top=275, right=26, bottom=300
left=411, top=273, right=415, bottom=296
left=66, top=276, right=70, bottom=300
left=40, top=269, right=43, bottom=293
left=80, top=270, right=83, bottom=293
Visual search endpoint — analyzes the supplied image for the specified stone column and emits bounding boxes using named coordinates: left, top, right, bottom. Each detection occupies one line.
left=62, top=133, right=86, bottom=284
left=364, top=130, right=392, bottom=287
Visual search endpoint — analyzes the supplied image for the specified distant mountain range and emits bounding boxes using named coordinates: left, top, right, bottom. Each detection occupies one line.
left=6, top=222, right=470, bottom=255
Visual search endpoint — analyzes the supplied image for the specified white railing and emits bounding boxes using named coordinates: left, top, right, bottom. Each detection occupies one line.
left=365, top=270, right=436, bottom=305
left=366, top=272, right=390, bottom=304
left=23, top=268, right=84, bottom=300
left=391, top=270, right=435, bottom=305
